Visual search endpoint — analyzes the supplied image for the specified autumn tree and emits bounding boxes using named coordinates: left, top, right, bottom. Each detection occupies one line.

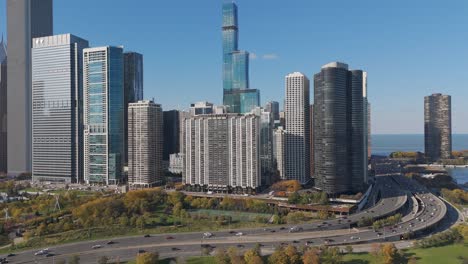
left=268, top=247, right=289, bottom=264
left=215, top=249, right=230, bottom=264
left=136, top=252, right=159, bottom=264
left=284, top=245, right=301, bottom=264
left=244, top=248, right=264, bottom=264
left=302, top=248, right=320, bottom=264
left=381, top=243, right=400, bottom=264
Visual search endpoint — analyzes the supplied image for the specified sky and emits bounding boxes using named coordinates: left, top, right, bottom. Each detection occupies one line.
left=1, top=0, right=468, bottom=134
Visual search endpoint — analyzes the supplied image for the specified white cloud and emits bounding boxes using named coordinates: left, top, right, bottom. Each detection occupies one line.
left=262, top=53, right=279, bottom=60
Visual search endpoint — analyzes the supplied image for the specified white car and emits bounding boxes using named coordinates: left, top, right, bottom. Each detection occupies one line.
left=203, top=232, right=213, bottom=238
left=92, top=245, right=102, bottom=249
left=235, top=232, right=244, bottom=236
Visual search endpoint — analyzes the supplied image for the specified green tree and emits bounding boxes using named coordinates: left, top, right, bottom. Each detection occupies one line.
left=320, top=247, right=342, bottom=264
left=136, top=252, right=159, bottom=264
left=345, top=245, right=353, bottom=254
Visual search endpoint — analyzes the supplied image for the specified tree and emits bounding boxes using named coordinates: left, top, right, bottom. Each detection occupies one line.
left=408, top=255, right=418, bottom=264
left=303, top=248, right=320, bottom=264
left=244, top=248, right=264, bottom=264
left=381, top=243, right=399, bottom=264
left=228, top=247, right=246, bottom=264
left=97, top=256, right=109, bottom=264
left=69, top=255, right=80, bottom=264
left=136, top=252, right=159, bottom=264
left=215, top=249, right=230, bottom=264
left=268, top=248, right=289, bottom=264
left=345, top=245, right=353, bottom=254
left=284, top=245, right=301, bottom=264
left=320, top=247, right=342, bottom=264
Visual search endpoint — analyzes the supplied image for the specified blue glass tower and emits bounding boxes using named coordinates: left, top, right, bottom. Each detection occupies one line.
left=222, top=2, right=259, bottom=113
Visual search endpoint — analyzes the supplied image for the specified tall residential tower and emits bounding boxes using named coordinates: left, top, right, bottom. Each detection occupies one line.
left=285, top=72, right=310, bottom=184
left=7, top=0, right=53, bottom=175
left=0, top=37, right=6, bottom=174
left=313, top=62, right=368, bottom=195
left=424, top=94, right=452, bottom=162
left=31, top=34, right=89, bottom=183
left=222, top=2, right=259, bottom=114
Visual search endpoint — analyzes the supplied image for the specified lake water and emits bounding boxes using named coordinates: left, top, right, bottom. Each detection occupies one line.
left=372, top=134, right=468, bottom=185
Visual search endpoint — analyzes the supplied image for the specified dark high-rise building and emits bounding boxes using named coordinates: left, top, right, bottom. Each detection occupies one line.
left=313, top=62, right=368, bottom=195
left=0, top=37, right=6, bottom=174
left=222, top=2, right=259, bottom=113
left=310, top=105, right=314, bottom=177
left=7, top=0, right=53, bottom=175
left=124, top=52, right=144, bottom=164
left=163, top=110, right=180, bottom=161
left=424, top=94, right=452, bottom=162
left=265, top=101, right=280, bottom=121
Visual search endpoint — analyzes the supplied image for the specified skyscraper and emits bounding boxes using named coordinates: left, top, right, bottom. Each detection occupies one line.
left=182, top=113, right=260, bottom=192
left=128, top=100, right=163, bottom=188
left=273, top=126, right=286, bottom=179
left=83, top=46, right=124, bottom=185
left=7, top=0, right=53, bottom=175
left=424, top=94, right=452, bottom=162
left=31, top=34, right=89, bottom=183
left=285, top=72, right=310, bottom=184
left=163, top=110, right=180, bottom=161
left=313, top=62, right=368, bottom=195
left=251, top=107, right=275, bottom=186
left=265, top=101, right=280, bottom=121
left=123, top=52, right=143, bottom=164
left=222, top=2, right=260, bottom=113
left=0, top=37, right=6, bottom=174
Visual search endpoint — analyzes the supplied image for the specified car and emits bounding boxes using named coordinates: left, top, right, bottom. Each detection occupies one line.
left=237, top=244, right=244, bottom=248
left=171, top=247, right=180, bottom=251
left=6, top=254, right=14, bottom=257
left=92, top=245, right=102, bottom=249
left=201, top=244, right=211, bottom=248
left=270, top=230, right=276, bottom=233
left=166, top=236, right=174, bottom=240
left=138, top=249, right=146, bottom=254
left=305, top=241, right=314, bottom=246
left=280, top=227, right=286, bottom=230
left=106, top=241, right=115, bottom=245
left=45, top=253, right=54, bottom=257
left=229, top=231, right=237, bottom=234
left=293, top=240, right=300, bottom=244
left=203, top=232, right=213, bottom=238
left=144, top=234, right=151, bottom=238
left=235, top=232, right=244, bottom=236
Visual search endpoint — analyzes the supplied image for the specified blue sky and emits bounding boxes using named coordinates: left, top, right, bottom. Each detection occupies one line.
left=1, top=0, right=468, bottom=134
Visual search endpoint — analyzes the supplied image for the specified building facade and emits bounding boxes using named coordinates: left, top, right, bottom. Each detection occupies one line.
left=265, top=101, right=280, bottom=122
left=123, top=52, right=143, bottom=164
left=31, top=34, right=89, bottom=183
left=163, top=110, right=180, bottom=161
left=273, top=127, right=286, bottom=179
left=313, top=62, right=368, bottom=195
left=182, top=113, right=260, bottom=191
left=169, top=153, right=184, bottom=174
left=128, top=100, right=163, bottom=187
left=252, top=107, right=274, bottom=186
left=0, top=38, right=6, bottom=174
left=83, top=46, right=124, bottom=185
left=424, top=94, right=452, bottom=162
left=7, top=0, right=53, bottom=175
left=222, top=2, right=259, bottom=113
left=285, top=72, right=310, bottom=184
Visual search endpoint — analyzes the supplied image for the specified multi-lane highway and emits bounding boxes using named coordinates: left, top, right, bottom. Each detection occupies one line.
left=4, top=175, right=458, bottom=264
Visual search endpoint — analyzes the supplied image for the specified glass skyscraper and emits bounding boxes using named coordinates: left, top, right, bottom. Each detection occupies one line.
left=222, top=2, right=259, bottom=114
left=31, top=34, right=89, bottom=183
left=83, top=46, right=124, bottom=185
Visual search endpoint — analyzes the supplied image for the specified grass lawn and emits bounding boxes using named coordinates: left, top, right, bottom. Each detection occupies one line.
left=189, top=209, right=272, bottom=222
left=186, top=256, right=217, bottom=264
left=343, top=243, right=468, bottom=264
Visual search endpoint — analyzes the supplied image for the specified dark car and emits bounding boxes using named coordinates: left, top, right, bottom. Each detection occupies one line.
left=144, top=234, right=151, bottom=238
left=6, top=254, right=14, bottom=257
left=45, top=253, right=54, bottom=257
left=270, top=230, right=276, bottom=233
left=229, top=231, right=237, bottom=234
left=280, top=227, right=286, bottom=230
left=171, top=247, right=180, bottom=251
left=166, top=236, right=174, bottom=240
left=138, top=249, right=146, bottom=254
left=237, top=244, right=244, bottom=248
left=106, top=241, right=115, bottom=245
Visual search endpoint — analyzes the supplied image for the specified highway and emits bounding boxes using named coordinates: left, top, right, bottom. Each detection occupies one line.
left=4, top=175, right=456, bottom=264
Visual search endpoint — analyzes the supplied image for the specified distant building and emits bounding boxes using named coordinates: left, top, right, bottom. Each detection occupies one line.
left=0, top=37, right=7, bottom=174
left=222, top=2, right=259, bottom=113
left=285, top=72, right=310, bottom=184
left=273, top=127, right=286, bottom=179
left=182, top=113, right=260, bottom=191
left=83, top=46, right=124, bottom=185
left=128, top=100, right=163, bottom=187
left=265, top=101, right=280, bottom=121
left=31, top=34, right=89, bottom=183
left=251, top=107, right=274, bottom=186
left=279, top=111, right=286, bottom=128
left=163, top=110, right=180, bottom=161
left=7, top=0, right=53, bottom=175
left=169, top=153, right=184, bottom=174
left=424, top=93, right=452, bottom=162
left=367, top=102, right=371, bottom=159
left=190, top=102, right=214, bottom=116
left=310, top=106, right=314, bottom=177
left=313, top=62, right=368, bottom=195
left=123, top=52, right=144, bottom=164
